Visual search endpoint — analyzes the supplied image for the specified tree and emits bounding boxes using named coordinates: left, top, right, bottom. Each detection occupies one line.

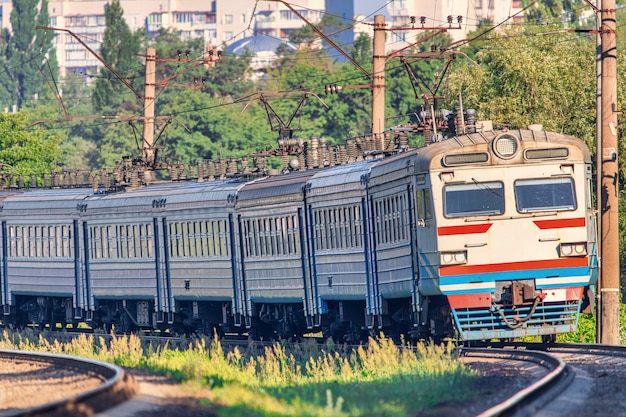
left=447, top=25, right=596, bottom=147
left=0, top=0, right=57, bottom=110
left=525, top=0, right=586, bottom=25
left=0, top=111, right=61, bottom=176
left=287, top=14, right=345, bottom=50
left=92, top=0, right=143, bottom=112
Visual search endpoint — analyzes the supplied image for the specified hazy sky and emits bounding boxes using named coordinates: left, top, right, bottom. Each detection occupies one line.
left=353, top=0, right=391, bottom=18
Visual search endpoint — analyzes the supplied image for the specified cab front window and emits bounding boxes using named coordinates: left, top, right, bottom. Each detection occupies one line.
left=443, top=181, right=504, bottom=217
left=515, top=178, right=576, bottom=212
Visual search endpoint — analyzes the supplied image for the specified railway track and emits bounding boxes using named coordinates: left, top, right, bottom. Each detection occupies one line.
left=0, top=350, right=137, bottom=417
left=458, top=343, right=626, bottom=417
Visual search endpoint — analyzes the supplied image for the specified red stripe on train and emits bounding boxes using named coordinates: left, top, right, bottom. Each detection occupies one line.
left=533, top=217, right=586, bottom=229
left=437, top=223, right=492, bottom=236
left=439, top=257, right=588, bottom=276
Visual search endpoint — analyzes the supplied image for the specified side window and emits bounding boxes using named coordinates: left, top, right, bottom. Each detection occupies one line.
left=416, top=188, right=433, bottom=221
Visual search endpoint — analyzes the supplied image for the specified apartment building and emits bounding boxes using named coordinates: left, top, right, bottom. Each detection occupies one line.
left=0, top=0, right=527, bottom=78
left=386, top=0, right=524, bottom=48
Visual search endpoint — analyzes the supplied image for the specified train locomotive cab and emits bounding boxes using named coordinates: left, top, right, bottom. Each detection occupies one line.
left=423, top=129, right=597, bottom=341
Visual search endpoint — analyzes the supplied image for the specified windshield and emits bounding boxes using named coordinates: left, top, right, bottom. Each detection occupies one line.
left=443, top=182, right=504, bottom=217
left=515, top=178, right=576, bottom=212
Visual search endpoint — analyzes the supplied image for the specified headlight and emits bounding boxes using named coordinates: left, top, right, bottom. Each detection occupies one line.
left=492, top=133, right=520, bottom=159
left=559, top=242, right=587, bottom=257
left=440, top=250, right=467, bottom=265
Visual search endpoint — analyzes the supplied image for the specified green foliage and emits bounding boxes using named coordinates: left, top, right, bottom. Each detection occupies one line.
left=447, top=24, right=596, bottom=148
left=0, top=112, right=60, bottom=177
left=525, top=0, right=586, bottom=25
left=0, top=331, right=477, bottom=417
left=0, top=0, right=57, bottom=110
left=92, top=0, right=143, bottom=113
left=287, top=14, right=345, bottom=49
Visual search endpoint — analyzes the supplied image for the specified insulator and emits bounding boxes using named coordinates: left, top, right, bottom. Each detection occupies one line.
left=297, top=152, right=305, bottom=171
left=30, top=174, right=36, bottom=188
left=228, top=158, right=238, bottom=175
left=169, top=164, right=177, bottom=179
left=101, top=169, right=110, bottom=190
left=241, top=157, right=250, bottom=174
left=9, top=175, right=15, bottom=188
left=466, top=108, right=477, bottom=133
left=384, top=132, right=392, bottom=151
left=310, top=136, right=319, bottom=167
left=197, top=162, right=206, bottom=181
left=178, top=164, right=186, bottom=180
left=43, top=173, right=49, bottom=188
left=338, top=145, right=347, bottom=165
left=91, top=172, right=99, bottom=190
left=306, top=146, right=314, bottom=169
left=347, top=140, right=358, bottom=162
left=457, top=15, right=463, bottom=23
left=281, top=154, right=289, bottom=171
left=454, top=106, right=464, bottom=135
left=254, top=156, right=267, bottom=172
left=424, top=129, right=433, bottom=143
left=129, top=171, right=140, bottom=188
left=397, top=131, right=408, bottom=148
left=328, top=145, right=336, bottom=167
left=420, top=16, right=426, bottom=25
left=18, top=175, right=24, bottom=188
left=216, top=159, right=226, bottom=179
left=207, top=161, right=216, bottom=181
left=410, top=16, right=416, bottom=24
left=320, top=139, right=328, bottom=167
left=365, top=136, right=373, bottom=152
left=447, top=15, right=453, bottom=24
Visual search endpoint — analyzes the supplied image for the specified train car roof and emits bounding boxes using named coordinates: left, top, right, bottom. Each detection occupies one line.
left=2, top=187, right=95, bottom=211
left=367, top=148, right=421, bottom=181
left=237, top=170, right=317, bottom=202
left=413, top=129, right=591, bottom=172
left=87, top=179, right=245, bottom=207
left=307, top=160, right=378, bottom=190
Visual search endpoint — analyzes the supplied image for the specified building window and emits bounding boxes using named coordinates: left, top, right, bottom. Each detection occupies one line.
left=224, top=31, right=232, bottom=41
left=224, top=14, right=233, bottom=24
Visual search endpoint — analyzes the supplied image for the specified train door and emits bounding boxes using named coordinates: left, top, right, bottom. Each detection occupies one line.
left=413, top=177, right=440, bottom=333
left=230, top=213, right=247, bottom=327
left=75, top=222, right=95, bottom=322
left=1, top=222, right=7, bottom=317
left=154, top=217, right=173, bottom=324
left=299, top=205, right=318, bottom=329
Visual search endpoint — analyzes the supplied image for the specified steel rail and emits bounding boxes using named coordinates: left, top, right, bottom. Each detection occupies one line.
left=0, top=350, right=137, bottom=417
left=461, top=347, right=573, bottom=417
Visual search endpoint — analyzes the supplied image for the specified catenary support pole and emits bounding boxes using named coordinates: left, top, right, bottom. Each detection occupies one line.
left=600, top=0, right=620, bottom=345
left=143, top=47, right=157, bottom=169
left=372, top=15, right=386, bottom=146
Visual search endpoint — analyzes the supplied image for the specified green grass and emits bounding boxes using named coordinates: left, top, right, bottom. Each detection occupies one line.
left=10, top=303, right=620, bottom=417
left=0, top=330, right=477, bottom=417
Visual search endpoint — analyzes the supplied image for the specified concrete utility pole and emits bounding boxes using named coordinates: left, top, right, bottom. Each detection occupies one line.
left=600, top=0, right=620, bottom=345
left=372, top=15, right=386, bottom=142
left=142, top=47, right=157, bottom=168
